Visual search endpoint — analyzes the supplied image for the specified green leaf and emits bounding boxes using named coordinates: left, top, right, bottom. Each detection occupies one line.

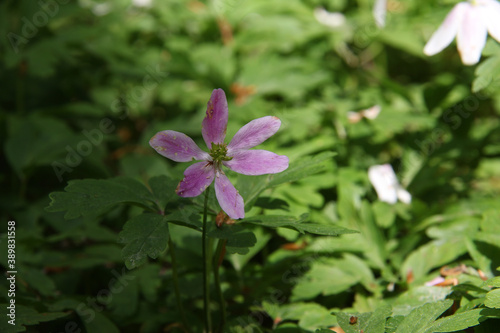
left=485, top=289, right=500, bottom=309
left=423, top=308, right=487, bottom=333
left=240, top=152, right=336, bottom=209
left=148, top=175, right=180, bottom=210
left=473, top=44, right=500, bottom=93
left=336, top=311, right=373, bottom=333
left=392, top=287, right=452, bottom=316
left=358, top=201, right=387, bottom=269
left=0, top=304, right=69, bottom=333
left=242, top=214, right=357, bottom=236
left=372, top=201, right=396, bottom=228
left=267, top=152, right=336, bottom=188
left=207, top=224, right=257, bottom=254
left=401, top=239, right=468, bottom=279
left=335, top=305, right=391, bottom=333
left=20, top=266, right=57, bottom=296
left=46, top=177, right=155, bottom=219
left=118, top=213, right=170, bottom=269
left=394, top=300, right=453, bottom=333
left=165, top=207, right=203, bottom=231
left=229, top=227, right=272, bottom=271
left=365, top=305, right=393, bottom=333
left=485, top=277, right=500, bottom=288
left=292, top=258, right=361, bottom=300
left=4, top=114, right=79, bottom=178
left=386, top=316, right=405, bottom=333
left=481, top=209, right=500, bottom=233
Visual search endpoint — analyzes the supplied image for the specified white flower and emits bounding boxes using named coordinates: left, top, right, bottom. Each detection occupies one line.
left=373, top=0, right=387, bottom=28
left=423, top=0, right=500, bottom=65
left=314, top=7, right=346, bottom=29
left=368, top=164, right=411, bottom=204
left=347, top=105, right=381, bottom=124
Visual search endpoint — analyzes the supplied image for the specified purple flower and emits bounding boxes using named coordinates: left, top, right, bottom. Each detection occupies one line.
left=150, top=89, right=289, bottom=219
left=423, top=0, right=500, bottom=65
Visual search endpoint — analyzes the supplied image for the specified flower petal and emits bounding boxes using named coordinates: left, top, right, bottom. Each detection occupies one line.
left=368, top=164, right=398, bottom=204
left=373, top=0, right=387, bottom=28
left=362, top=105, right=381, bottom=120
left=457, top=5, right=488, bottom=65
left=423, top=2, right=467, bottom=56
left=176, top=162, right=214, bottom=197
left=396, top=187, right=412, bottom=204
left=202, top=88, right=228, bottom=149
left=483, top=0, right=500, bottom=42
left=223, top=150, right=289, bottom=175
left=150, top=130, right=209, bottom=162
left=347, top=111, right=363, bottom=124
left=228, top=116, right=281, bottom=151
left=314, top=7, right=346, bottom=29
left=214, top=171, right=244, bottom=219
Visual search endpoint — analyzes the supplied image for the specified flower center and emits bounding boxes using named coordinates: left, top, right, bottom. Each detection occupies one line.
left=209, top=143, right=232, bottom=164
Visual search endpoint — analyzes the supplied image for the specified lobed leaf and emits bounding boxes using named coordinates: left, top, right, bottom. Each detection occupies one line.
left=117, top=213, right=170, bottom=269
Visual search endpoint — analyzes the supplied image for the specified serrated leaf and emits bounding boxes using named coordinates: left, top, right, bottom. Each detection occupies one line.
left=394, top=300, right=453, bottom=333
left=46, top=177, right=155, bottom=219
left=118, top=213, right=169, bottom=269
left=242, top=214, right=357, bottom=236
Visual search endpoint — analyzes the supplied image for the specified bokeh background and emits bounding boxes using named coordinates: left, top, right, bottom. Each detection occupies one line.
left=1, top=0, right=500, bottom=332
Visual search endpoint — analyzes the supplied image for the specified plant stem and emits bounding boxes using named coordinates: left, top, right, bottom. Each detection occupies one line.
left=202, top=188, right=212, bottom=332
left=213, top=239, right=227, bottom=333
left=168, top=237, right=190, bottom=332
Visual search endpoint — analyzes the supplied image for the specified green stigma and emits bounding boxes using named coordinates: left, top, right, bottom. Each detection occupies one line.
left=210, top=143, right=232, bottom=163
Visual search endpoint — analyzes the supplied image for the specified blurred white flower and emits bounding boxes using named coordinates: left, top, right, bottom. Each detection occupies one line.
left=314, top=7, right=346, bottom=29
left=423, top=0, right=500, bottom=65
left=92, top=3, right=111, bottom=16
left=347, top=105, right=381, bottom=124
left=132, top=0, right=152, bottom=8
left=368, top=164, right=411, bottom=204
left=373, top=0, right=387, bottom=28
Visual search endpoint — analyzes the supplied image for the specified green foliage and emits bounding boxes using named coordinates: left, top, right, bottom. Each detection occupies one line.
left=118, top=213, right=170, bottom=269
left=2, top=0, right=500, bottom=331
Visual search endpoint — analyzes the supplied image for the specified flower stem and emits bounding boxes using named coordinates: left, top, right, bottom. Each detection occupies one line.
left=168, top=236, right=190, bottom=332
left=202, top=188, right=212, bottom=332
left=213, top=239, right=227, bottom=333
